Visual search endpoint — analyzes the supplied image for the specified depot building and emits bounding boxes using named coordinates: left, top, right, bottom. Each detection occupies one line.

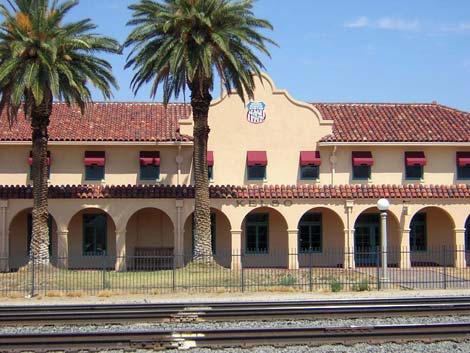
left=0, top=74, right=469, bottom=271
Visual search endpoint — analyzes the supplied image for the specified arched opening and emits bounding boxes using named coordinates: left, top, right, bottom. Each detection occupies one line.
left=297, top=207, right=344, bottom=268
left=8, top=208, right=58, bottom=270
left=409, top=207, right=455, bottom=267
left=126, top=208, right=174, bottom=270
left=183, top=208, right=232, bottom=268
left=67, top=208, right=116, bottom=269
left=241, top=207, right=288, bottom=268
left=354, top=208, right=400, bottom=267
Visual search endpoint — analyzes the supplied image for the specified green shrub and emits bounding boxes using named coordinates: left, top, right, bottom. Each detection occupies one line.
left=330, top=278, right=342, bottom=292
left=353, top=279, right=370, bottom=291
left=277, top=274, right=297, bottom=286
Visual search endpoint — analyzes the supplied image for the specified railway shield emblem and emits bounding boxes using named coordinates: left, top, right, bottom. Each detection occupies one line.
left=246, top=102, right=266, bottom=124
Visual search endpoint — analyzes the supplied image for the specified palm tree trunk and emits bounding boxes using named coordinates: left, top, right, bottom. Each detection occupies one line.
left=29, top=92, right=52, bottom=265
left=191, top=87, right=213, bottom=263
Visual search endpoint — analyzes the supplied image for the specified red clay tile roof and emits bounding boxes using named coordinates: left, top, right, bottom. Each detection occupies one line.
left=0, top=102, right=192, bottom=142
left=2, top=102, right=469, bottom=143
left=314, top=103, right=470, bottom=142
left=1, top=184, right=469, bottom=199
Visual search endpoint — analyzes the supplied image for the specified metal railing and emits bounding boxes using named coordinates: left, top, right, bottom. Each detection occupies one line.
left=0, top=246, right=469, bottom=297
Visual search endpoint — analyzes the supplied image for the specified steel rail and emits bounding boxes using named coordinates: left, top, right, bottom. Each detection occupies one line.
left=1, top=323, right=470, bottom=351
left=1, top=296, right=470, bottom=324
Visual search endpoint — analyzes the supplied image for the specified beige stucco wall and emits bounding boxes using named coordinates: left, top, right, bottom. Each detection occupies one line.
left=205, top=75, right=333, bottom=186
left=0, top=145, right=193, bottom=186
left=324, top=145, right=470, bottom=186
left=126, top=208, right=174, bottom=256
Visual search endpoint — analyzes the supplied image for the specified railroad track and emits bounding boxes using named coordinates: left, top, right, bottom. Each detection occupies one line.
left=1, top=296, right=470, bottom=325
left=1, top=322, right=470, bottom=351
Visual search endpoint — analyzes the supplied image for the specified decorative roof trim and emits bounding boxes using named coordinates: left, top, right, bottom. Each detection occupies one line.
left=1, top=184, right=469, bottom=200
left=0, top=141, right=194, bottom=146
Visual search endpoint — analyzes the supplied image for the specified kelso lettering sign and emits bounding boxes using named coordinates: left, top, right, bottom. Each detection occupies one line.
left=236, top=199, right=293, bottom=207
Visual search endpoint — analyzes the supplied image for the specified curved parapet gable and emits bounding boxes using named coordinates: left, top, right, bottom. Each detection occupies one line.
left=207, top=73, right=334, bottom=185
left=211, top=73, right=332, bottom=126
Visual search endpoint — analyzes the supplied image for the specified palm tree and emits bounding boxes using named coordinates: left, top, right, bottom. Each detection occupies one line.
left=0, top=0, right=119, bottom=265
left=125, top=0, right=275, bottom=262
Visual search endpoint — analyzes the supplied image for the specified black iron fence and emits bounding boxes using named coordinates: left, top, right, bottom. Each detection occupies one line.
left=1, top=246, right=469, bottom=297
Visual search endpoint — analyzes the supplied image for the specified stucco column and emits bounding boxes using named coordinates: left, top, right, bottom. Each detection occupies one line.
left=174, top=199, right=184, bottom=268
left=344, top=228, right=355, bottom=269
left=0, top=200, right=8, bottom=272
left=344, top=200, right=354, bottom=269
left=57, top=229, right=69, bottom=269
left=115, top=229, right=126, bottom=272
left=287, top=229, right=299, bottom=270
left=230, top=229, right=242, bottom=270
left=399, top=228, right=411, bottom=269
left=454, top=228, right=467, bottom=268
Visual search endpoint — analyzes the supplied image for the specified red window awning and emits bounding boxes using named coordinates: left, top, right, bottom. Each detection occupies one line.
left=300, top=151, right=321, bottom=166
left=139, top=151, right=160, bottom=166
left=247, top=151, right=267, bottom=166
left=84, top=151, right=105, bottom=166
left=405, top=151, right=426, bottom=166
left=28, top=151, right=51, bottom=166
left=352, top=151, right=373, bottom=166
left=457, top=152, right=470, bottom=167
left=207, top=151, right=214, bottom=167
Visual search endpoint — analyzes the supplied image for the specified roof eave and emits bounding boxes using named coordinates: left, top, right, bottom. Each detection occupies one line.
left=0, top=140, right=194, bottom=146
left=318, top=141, right=470, bottom=147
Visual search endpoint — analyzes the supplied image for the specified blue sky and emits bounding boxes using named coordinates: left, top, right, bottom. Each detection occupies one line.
left=65, top=0, right=470, bottom=111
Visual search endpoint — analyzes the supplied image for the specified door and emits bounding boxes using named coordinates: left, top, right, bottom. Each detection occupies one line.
left=355, top=215, right=380, bottom=266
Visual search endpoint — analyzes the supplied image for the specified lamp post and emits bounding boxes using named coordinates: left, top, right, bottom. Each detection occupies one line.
left=377, top=198, right=390, bottom=287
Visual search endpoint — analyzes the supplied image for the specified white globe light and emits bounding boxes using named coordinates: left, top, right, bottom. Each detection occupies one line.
left=377, top=198, right=390, bottom=211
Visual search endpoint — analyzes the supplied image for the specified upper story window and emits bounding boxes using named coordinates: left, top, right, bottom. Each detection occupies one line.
left=84, top=151, right=105, bottom=181
left=83, top=213, right=107, bottom=256
left=28, top=151, right=51, bottom=180
left=299, top=151, right=321, bottom=180
left=245, top=213, right=268, bottom=253
left=405, top=151, right=425, bottom=180
left=207, top=151, right=214, bottom=181
left=246, top=151, right=267, bottom=180
left=457, top=152, right=470, bottom=180
left=139, top=151, right=160, bottom=181
left=352, top=151, right=373, bottom=180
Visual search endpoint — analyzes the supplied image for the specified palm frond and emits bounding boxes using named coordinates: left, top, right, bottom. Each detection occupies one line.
left=125, top=0, right=276, bottom=103
left=0, top=0, right=120, bottom=121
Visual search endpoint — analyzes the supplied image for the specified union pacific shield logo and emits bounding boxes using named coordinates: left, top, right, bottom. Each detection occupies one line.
left=246, top=102, right=266, bottom=124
